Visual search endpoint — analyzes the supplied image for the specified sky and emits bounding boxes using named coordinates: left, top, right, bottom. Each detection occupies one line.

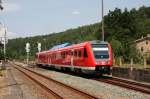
left=0, top=0, right=150, bottom=39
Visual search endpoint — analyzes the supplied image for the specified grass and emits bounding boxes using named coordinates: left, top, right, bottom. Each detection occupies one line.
left=114, top=63, right=150, bottom=69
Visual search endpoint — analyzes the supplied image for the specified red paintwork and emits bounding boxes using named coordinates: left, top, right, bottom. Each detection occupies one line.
left=36, top=41, right=113, bottom=70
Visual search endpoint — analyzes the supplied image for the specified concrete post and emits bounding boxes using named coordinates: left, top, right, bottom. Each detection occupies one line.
left=119, top=57, right=122, bottom=66
left=26, top=52, right=29, bottom=65
left=130, top=58, right=133, bottom=67
left=113, top=58, right=115, bottom=66
left=130, top=58, right=133, bottom=72
left=144, top=57, right=147, bottom=68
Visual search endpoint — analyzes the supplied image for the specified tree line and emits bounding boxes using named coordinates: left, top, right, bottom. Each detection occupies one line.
left=5, top=6, right=150, bottom=63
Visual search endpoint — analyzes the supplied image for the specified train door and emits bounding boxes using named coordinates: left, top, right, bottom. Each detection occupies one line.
left=71, top=49, right=74, bottom=66
left=76, top=48, right=84, bottom=66
left=48, top=53, right=51, bottom=65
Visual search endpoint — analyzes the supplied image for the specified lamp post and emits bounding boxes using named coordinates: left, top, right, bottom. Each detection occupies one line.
left=0, top=0, right=3, bottom=10
left=3, top=26, right=6, bottom=63
left=101, top=0, right=104, bottom=41
left=0, top=1, right=4, bottom=59
left=0, top=24, right=7, bottom=69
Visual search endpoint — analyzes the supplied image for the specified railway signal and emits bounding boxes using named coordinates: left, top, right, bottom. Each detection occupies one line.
left=37, top=42, right=41, bottom=52
left=25, top=43, right=30, bottom=64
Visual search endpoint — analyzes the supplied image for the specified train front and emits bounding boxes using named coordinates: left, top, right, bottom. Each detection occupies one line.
left=91, top=41, right=113, bottom=75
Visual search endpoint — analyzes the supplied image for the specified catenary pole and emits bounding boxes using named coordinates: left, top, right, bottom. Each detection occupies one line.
left=101, top=0, right=104, bottom=41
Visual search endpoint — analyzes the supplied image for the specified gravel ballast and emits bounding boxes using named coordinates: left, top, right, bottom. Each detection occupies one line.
left=15, top=62, right=150, bottom=99
left=31, top=68, right=150, bottom=99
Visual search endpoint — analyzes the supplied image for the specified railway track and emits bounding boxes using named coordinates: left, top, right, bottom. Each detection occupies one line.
left=34, top=64, right=150, bottom=94
left=93, top=77, right=150, bottom=94
left=12, top=63, right=98, bottom=99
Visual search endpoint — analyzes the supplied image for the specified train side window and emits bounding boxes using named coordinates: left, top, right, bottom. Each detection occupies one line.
left=68, top=51, right=71, bottom=56
left=66, top=51, right=68, bottom=55
left=74, top=50, right=77, bottom=57
left=62, top=52, right=65, bottom=59
left=63, top=52, right=65, bottom=58
left=64, top=52, right=66, bottom=58
left=71, top=51, right=73, bottom=56
left=54, top=53, right=56, bottom=59
left=78, top=50, right=81, bottom=57
left=84, top=48, right=88, bottom=57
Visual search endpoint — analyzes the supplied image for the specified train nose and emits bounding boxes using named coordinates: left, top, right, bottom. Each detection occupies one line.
left=96, top=61, right=108, bottom=65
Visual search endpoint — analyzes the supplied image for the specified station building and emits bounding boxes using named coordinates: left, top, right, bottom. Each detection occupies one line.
left=134, top=34, right=150, bottom=56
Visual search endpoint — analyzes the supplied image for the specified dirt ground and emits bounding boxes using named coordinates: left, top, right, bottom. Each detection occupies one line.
left=0, top=70, right=10, bottom=97
left=0, top=64, right=50, bottom=99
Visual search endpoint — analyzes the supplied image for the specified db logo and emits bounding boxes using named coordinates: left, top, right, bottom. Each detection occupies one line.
left=101, top=61, right=105, bottom=65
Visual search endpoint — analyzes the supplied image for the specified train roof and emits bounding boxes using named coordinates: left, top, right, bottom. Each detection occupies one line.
left=50, top=42, right=72, bottom=51
left=90, top=40, right=108, bottom=44
left=36, top=40, right=109, bottom=54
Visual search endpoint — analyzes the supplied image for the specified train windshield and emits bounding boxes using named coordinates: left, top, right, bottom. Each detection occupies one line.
left=92, top=44, right=109, bottom=59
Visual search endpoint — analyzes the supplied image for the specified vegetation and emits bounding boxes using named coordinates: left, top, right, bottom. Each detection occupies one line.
left=5, top=6, right=150, bottom=63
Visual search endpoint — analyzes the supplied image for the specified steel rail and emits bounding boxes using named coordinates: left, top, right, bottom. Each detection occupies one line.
left=13, top=63, right=99, bottom=99
left=93, top=77, right=150, bottom=94
left=13, top=64, right=63, bottom=99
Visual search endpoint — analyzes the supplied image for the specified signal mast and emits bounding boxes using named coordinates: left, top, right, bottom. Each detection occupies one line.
left=101, top=0, right=104, bottom=41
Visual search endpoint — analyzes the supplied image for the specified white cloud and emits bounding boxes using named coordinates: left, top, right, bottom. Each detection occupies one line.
left=72, top=10, right=80, bottom=15
left=7, top=31, right=20, bottom=39
left=2, top=2, right=20, bottom=12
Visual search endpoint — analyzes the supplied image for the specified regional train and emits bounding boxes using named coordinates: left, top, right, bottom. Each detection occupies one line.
left=36, top=41, right=113, bottom=75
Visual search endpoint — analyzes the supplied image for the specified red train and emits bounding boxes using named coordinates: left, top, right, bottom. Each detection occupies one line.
left=36, top=41, right=113, bottom=75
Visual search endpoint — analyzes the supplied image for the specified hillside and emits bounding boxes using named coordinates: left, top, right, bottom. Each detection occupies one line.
left=6, top=6, right=150, bottom=62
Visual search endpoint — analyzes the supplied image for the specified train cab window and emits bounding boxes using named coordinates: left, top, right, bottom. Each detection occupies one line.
left=84, top=48, right=88, bottom=57
left=92, top=44, right=109, bottom=59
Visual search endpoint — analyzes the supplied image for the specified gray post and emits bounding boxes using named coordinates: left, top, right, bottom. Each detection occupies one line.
left=0, top=0, right=3, bottom=10
left=101, top=0, right=104, bottom=41
left=43, top=39, right=46, bottom=50
left=130, top=58, right=133, bottom=71
left=113, top=58, right=115, bottom=66
left=1, top=26, right=6, bottom=69
left=25, top=43, right=30, bottom=65
left=3, top=27, right=6, bottom=69
left=27, top=52, right=29, bottom=65
left=130, top=58, right=133, bottom=67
